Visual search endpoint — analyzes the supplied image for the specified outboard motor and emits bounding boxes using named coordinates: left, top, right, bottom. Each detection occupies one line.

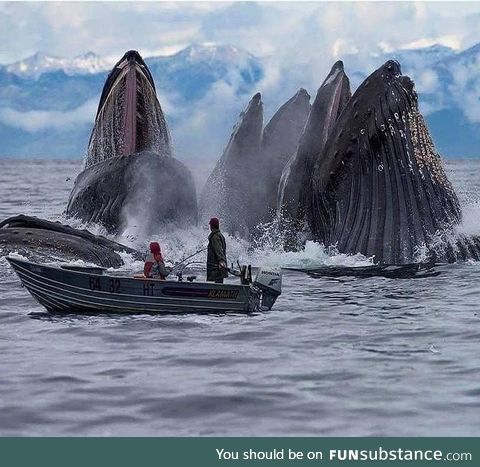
left=253, top=268, right=282, bottom=310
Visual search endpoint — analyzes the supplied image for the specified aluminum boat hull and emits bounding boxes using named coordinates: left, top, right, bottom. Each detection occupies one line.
left=7, top=257, right=258, bottom=314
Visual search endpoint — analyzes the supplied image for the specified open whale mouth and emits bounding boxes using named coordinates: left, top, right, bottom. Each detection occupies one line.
left=67, top=49, right=197, bottom=235
left=309, top=59, right=463, bottom=265
left=86, top=50, right=170, bottom=167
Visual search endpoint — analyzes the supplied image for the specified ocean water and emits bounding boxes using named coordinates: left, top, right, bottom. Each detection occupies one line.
left=1, top=159, right=480, bottom=436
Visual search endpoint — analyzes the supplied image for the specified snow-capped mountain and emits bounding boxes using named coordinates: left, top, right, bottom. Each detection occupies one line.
left=174, top=43, right=254, bottom=64
left=145, top=44, right=262, bottom=100
left=0, top=42, right=479, bottom=158
left=5, top=51, right=114, bottom=78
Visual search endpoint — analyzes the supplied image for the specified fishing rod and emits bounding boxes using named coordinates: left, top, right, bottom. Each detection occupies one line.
left=170, top=247, right=208, bottom=274
left=177, top=247, right=208, bottom=265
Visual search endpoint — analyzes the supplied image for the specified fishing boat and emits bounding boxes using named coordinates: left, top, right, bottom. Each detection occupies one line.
left=6, top=257, right=282, bottom=314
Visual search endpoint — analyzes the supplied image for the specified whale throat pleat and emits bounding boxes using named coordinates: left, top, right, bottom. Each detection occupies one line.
left=312, top=61, right=462, bottom=264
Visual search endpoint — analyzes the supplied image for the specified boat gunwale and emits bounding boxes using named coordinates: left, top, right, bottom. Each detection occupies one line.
left=7, top=257, right=251, bottom=294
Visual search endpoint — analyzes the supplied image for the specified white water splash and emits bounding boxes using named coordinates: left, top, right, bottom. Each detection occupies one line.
left=456, top=200, right=480, bottom=236
left=74, top=214, right=375, bottom=272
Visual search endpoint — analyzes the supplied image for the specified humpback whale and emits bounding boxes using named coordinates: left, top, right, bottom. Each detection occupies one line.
left=307, top=60, right=480, bottom=264
left=200, top=92, right=264, bottom=237
left=200, top=89, right=310, bottom=237
left=0, top=215, right=141, bottom=267
left=256, top=89, right=311, bottom=229
left=278, top=61, right=351, bottom=239
left=66, top=50, right=197, bottom=235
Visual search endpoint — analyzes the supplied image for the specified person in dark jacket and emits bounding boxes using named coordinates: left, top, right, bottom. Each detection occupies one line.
left=207, top=217, right=227, bottom=283
left=144, top=241, right=171, bottom=279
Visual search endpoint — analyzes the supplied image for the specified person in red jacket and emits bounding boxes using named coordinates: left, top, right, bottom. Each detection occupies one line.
left=144, top=242, right=171, bottom=279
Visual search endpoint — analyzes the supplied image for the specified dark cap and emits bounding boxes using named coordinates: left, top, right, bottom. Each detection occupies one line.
left=209, top=217, right=219, bottom=229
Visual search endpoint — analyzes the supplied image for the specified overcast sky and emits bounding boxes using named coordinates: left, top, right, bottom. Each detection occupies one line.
left=2, top=1, right=480, bottom=65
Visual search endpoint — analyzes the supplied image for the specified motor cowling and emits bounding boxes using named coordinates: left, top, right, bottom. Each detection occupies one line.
left=253, top=268, right=282, bottom=310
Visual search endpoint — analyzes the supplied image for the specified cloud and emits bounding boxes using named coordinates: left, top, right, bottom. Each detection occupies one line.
left=400, top=35, right=462, bottom=51
left=417, top=69, right=440, bottom=94
left=0, top=98, right=97, bottom=132
left=448, top=56, right=480, bottom=123
left=3, top=1, right=480, bottom=66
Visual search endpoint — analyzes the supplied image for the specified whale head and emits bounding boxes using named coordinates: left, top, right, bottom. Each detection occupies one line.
left=85, top=50, right=171, bottom=167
